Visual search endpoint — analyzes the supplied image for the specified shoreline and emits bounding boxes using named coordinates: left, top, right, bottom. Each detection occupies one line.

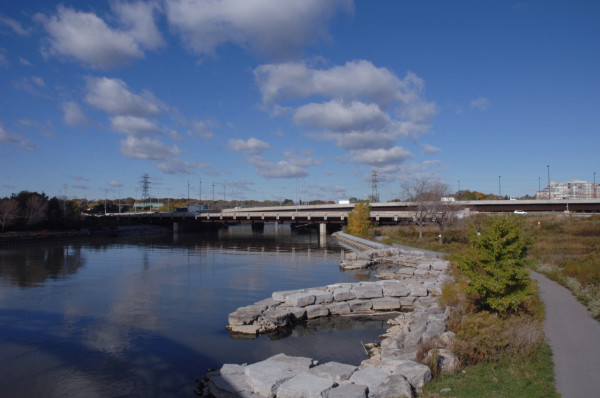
left=199, top=232, right=457, bottom=397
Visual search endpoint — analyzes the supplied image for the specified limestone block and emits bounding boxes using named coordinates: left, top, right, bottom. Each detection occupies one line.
left=381, top=360, right=432, bottom=389
left=426, top=349, right=460, bottom=374
left=255, top=297, right=280, bottom=309
left=417, top=262, right=431, bottom=270
left=371, top=297, right=402, bottom=311
left=422, top=321, right=446, bottom=342
left=262, top=308, right=292, bottom=326
left=438, top=331, right=456, bottom=347
left=427, top=286, right=443, bottom=296
left=276, top=373, right=335, bottom=398
left=371, top=374, right=413, bottom=398
left=268, top=353, right=314, bottom=372
left=431, top=261, right=448, bottom=271
left=399, top=296, right=416, bottom=308
left=208, top=372, right=260, bottom=397
left=348, top=299, right=373, bottom=312
left=340, top=260, right=372, bottom=270
left=244, top=361, right=296, bottom=397
left=327, top=301, right=352, bottom=315
left=324, top=383, right=367, bottom=398
left=414, top=269, right=431, bottom=277
left=288, top=306, right=307, bottom=321
left=349, top=366, right=390, bottom=395
left=345, top=252, right=359, bottom=261
left=333, top=288, right=356, bottom=302
left=272, top=289, right=303, bottom=303
left=403, top=322, right=427, bottom=348
left=306, top=304, right=330, bottom=319
left=285, top=292, right=316, bottom=307
left=306, top=290, right=334, bottom=304
left=353, top=285, right=383, bottom=299
left=410, top=286, right=428, bottom=297
left=228, top=324, right=260, bottom=335
left=229, top=305, right=265, bottom=326
left=382, top=283, right=411, bottom=297
left=357, top=251, right=375, bottom=260
left=220, top=364, right=246, bottom=376
left=397, top=267, right=415, bottom=276
left=308, top=361, right=357, bottom=382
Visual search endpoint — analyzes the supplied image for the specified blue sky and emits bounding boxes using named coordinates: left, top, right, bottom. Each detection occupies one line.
left=0, top=1, right=598, bottom=202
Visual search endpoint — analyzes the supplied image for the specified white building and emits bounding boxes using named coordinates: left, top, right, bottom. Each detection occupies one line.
left=536, top=179, right=599, bottom=200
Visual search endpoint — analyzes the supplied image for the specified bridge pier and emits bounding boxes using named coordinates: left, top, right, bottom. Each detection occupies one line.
left=319, top=223, right=326, bottom=236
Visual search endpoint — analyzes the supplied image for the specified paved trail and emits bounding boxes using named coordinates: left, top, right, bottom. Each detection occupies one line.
left=531, top=272, right=600, bottom=398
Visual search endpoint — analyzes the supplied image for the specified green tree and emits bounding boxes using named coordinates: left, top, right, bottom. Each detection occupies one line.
left=346, top=202, right=372, bottom=238
left=454, top=215, right=534, bottom=313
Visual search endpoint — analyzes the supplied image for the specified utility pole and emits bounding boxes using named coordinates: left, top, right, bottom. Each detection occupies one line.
left=199, top=178, right=202, bottom=202
left=223, top=185, right=226, bottom=208
left=498, top=176, right=501, bottom=198
left=371, top=169, right=379, bottom=203
left=594, top=172, right=597, bottom=199
left=212, top=181, right=215, bottom=209
left=187, top=180, right=190, bottom=208
left=547, top=165, right=550, bottom=200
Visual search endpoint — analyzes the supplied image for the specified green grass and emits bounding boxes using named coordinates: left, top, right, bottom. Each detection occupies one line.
left=420, top=344, right=559, bottom=398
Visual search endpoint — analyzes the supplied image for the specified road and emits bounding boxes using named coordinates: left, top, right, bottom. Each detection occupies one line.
left=531, top=272, right=600, bottom=398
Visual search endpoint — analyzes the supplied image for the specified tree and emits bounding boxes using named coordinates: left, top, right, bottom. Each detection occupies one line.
left=429, top=182, right=464, bottom=244
left=0, top=198, right=18, bottom=232
left=24, top=195, right=48, bottom=226
left=454, top=215, right=534, bottom=313
left=402, top=178, right=436, bottom=239
left=346, top=202, right=372, bottom=238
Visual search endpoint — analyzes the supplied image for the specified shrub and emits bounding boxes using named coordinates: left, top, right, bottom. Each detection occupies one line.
left=453, top=215, right=535, bottom=313
left=346, top=202, right=372, bottom=238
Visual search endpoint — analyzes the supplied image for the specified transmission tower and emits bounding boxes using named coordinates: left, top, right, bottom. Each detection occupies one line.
left=140, top=174, right=150, bottom=201
left=370, top=169, right=379, bottom=203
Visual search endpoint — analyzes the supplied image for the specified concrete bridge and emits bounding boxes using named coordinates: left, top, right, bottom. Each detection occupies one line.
left=103, top=199, right=600, bottom=233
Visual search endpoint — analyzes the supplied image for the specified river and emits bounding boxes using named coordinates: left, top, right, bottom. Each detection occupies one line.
left=0, top=224, right=387, bottom=397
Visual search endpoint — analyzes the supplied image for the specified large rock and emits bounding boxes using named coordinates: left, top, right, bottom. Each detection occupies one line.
left=209, top=364, right=257, bottom=398
left=381, top=360, right=432, bottom=389
left=276, top=373, right=335, bottom=398
left=305, top=304, right=330, bottom=319
left=348, top=300, right=373, bottom=312
left=426, top=349, right=460, bottom=374
left=306, top=290, right=334, bottom=304
left=327, top=301, right=352, bottom=315
left=285, top=292, right=316, bottom=307
left=371, top=297, right=402, bottom=311
left=272, top=289, right=302, bottom=303
left=349, top=366, right=390, bottom=394
left=353, top=285, right=383, bottom=299
left=244, top=362, right=295, bottom=397
left=229, top=305, right=266, bottom=326
left=308, top=361, right=357, bottom=382
left=341, top=260, right=372, bottom=270
left=382, top=283, right=411, bottom=297
left=325, top=383, right=367, bottom=398
left=371, top=374, right=413, bottom=398
left=333, top=288, right=356, bottom=302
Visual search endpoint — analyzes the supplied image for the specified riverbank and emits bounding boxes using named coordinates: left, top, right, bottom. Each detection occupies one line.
left=199, top=232, right=456, bottom=397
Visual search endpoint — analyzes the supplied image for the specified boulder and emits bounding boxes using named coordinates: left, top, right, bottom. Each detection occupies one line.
left=229, top=305, right=265, bottom=326
left=228, top=324, right=260, bottom=335
left=371, top=297, right=402, bottom=311
left=244, top=361, right=296, bottom=397
left=426, top=349, right=460, bottom=374
left=353, top=285, right=383, bottom=299
left=305, top=304, right=330, bottom=319
left=324, top=383, right=367, bottom=398
left=349, top=366, right=390, bottom=394
left=382, top=283, right=411, bottom=297
left=371, top=374, right=413, bottom=398
left=340, top=260, right=372, bottom=270
left=308, top=361, right=357, bottom=382
left=272, top=289, right=302, bottom=303
left=276, top=373, right=335, bottom=398
left=306, top=290, right=334, bottom=304
left=381, top=360, right=432, bottom=389
left=333, top=288, right=356, bottom=302
left=327, top=301, right=352, bottom=315
left=348, top=300, right=373, bottom=312
left=285, top=292, right=316, bottom=307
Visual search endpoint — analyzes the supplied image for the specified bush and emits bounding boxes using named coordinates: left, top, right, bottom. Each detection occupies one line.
left=453, top=215, right=535, bottom=313
left=346, top=202, right=372, bottom=238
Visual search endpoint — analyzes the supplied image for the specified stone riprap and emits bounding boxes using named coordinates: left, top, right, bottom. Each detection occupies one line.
left=201, top=233, right=457, bottom=397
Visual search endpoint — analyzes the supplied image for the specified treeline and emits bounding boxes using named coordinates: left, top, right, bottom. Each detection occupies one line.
left=0, top=191, right=85, bottom=232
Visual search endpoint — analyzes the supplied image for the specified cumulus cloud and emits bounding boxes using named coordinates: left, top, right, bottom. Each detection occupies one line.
left=470, top=97, right=490, bottom=111
left=30, top=76, right=46, bottom=87
left=107, top=180, right=123, bottom=187
left=350, top=147, right=413, bottom=167
left=227, top=137, right=270, bottom=154
left=0, top=124, right=34, bottom=151
left=36, top=3, right=163, bottom=69
left=190, top=120, right=215, bottom=139
left=255, top=60, right=436, bottom=169
left=85, top=77, right=161, bottom=117
left=247, top=155, right=308, bottom=179
left=164, top=0, right=352, bottom=58
left=120, top=136, right=181, bottom=160
left=110, top=115, right=161, bottom=136
left=61, top=101, right=92, bottom=128
left=155, top=158, right=198, bottom=175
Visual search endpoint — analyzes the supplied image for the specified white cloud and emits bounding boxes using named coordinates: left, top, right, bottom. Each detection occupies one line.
left=110, top=115, right=161, bottom=136
left=18, top=57, right=32, bottom=66
left=164, top=0, right=352, bottom=58
left=350, top=146, right=412, bottom=167
left=0, top=124, right=34, bottom=151
left=36, top=4, right=163, bottom=69
left=155, top=158, right=197, bottom=175
left=293, top=100, right=390, bottom=132
left=107, top=180, right=123, bottom=188
left=0, top=15, right=31, bottom=36
left=85, top=77, right=161, bottom=117
left=227, top=137, right=270, bottom=154
left=255, top=60, right=416, bottom=107
left=247, top=155, right=308, bottom=178
left=61, top=101, right=92, bottom=128
left=422, top=143, right=442, bottom=153
left=190, top=120, right=214, bottom=139
left=120, top=136, right=181, bottom=160
left=470, top=97, right=490, bottom=111
left=0, top=51, right=7, bottom=68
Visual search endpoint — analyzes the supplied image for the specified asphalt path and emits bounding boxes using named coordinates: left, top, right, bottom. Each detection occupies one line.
left=531, top=271, right=600, bottom=398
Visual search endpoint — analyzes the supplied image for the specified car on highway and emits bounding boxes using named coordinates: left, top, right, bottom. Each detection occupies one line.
left=514, top=210, right=527, bottom=215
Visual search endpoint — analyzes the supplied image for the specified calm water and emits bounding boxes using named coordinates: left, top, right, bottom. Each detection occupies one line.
left=0, top=224, right=386, bottom=397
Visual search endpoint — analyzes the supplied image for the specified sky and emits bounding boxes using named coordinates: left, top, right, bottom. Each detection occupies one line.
left=0, top=0, right=598, bottom=202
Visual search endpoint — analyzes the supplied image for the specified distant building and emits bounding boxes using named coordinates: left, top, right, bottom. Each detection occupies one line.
left=536, top=179, right=599, bottom=200
left=133, top=200, right=164, bottom=211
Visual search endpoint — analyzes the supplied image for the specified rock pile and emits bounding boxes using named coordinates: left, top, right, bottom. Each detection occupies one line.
left=202, top=234, right=457, bottom=397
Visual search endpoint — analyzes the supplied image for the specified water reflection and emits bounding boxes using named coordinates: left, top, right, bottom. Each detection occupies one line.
left=0, top=225, right=382, bottom=397
left=0, top=245, right=85, bottom=287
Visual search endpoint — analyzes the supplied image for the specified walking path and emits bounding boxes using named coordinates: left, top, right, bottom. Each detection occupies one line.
left=531, top=271, right=600, bottom=398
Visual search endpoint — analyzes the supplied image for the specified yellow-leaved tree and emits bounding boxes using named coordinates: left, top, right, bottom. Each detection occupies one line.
left=346, top=202, right=372, bottom=238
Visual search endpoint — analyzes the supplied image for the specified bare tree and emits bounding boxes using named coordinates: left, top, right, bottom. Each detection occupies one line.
left=0, top=199, right=19, bottom=232
left=402, top=178, right=435, bottom=239
left=429, top=182, right=464, bottom=244
left=25, top=195, right=48, bottom=226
